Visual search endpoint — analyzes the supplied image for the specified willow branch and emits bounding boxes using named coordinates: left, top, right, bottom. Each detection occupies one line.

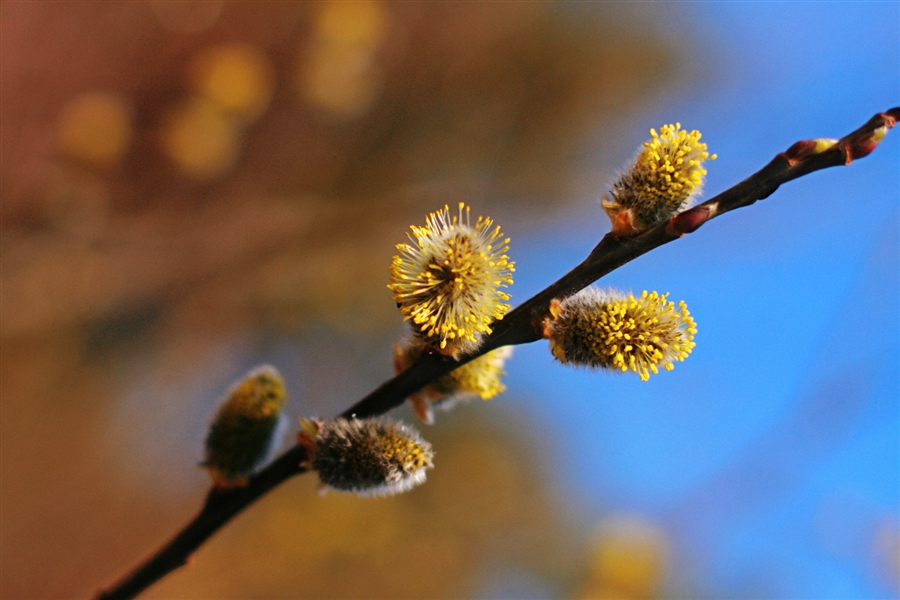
left=96, top=108, right=898, bottom=600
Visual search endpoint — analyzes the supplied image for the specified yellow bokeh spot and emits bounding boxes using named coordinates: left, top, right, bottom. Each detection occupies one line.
left=316, top=0, right=387, bottom=49
left=582, top=516, right=668, bottom=600
left=161, top=98, right=240, bottom=180
left=189, top=43, right=275, bottom=123
left=58, top=91, right=133, bottom=168
left=300, top=41, right=383, bottom=119
left=296, top=0, right=388, bottom=119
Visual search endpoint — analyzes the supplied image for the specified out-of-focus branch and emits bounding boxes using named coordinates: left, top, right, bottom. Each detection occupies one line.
left=96, top=108, right=898, bottom=600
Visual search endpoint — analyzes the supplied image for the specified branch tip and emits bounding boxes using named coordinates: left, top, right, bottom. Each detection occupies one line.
left=847, top=125, right=890, bottom=162
left=842, top=110, right=897, bottom=164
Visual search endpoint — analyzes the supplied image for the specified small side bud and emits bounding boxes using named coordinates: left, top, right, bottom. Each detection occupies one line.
left=848, top=126, right=889, bottom=162
left=844, top=111, right=896, bottom=164
left=544, top=288, right=696, bottom=381
left=603, top=123, right=715, bottom=235
left=785, top=138, right=839, bottom=163
left=394, top=341, right=513, bottom=424
left=202, top=366, right=287, bottom=488
left=812, top=138, right=839, bottom=154
left=306, top=417, right=434, bottom=496
left=297, top=417, right=321, bottom=455
left=667, top=204, right=714, bottom=237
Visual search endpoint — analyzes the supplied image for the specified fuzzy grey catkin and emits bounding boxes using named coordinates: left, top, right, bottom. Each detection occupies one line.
left=310, top=417, right=434, bottom=496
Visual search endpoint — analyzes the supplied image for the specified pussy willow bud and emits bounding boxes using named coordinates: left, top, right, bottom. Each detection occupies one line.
left=393, top=341, right=513, bottom=424
left=602, top=123, right=715, bottom=235
left=544, top=288, right=696, bottom=381
left=202, top=366, right=287, bottom=488
left=388, top=203, right=515, bottom=358
left=301, top=417, right=434, bottom=496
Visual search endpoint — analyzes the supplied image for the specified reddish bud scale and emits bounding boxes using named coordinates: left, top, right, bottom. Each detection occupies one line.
left=785, top=140, right=820, bottom=162
left=667, top=204, right=713, bottom=236
left=845, top=112, right=896, bottom=163
left=847, top=141, right=873, bottom=162
left=847, top=131, right=884, bottom=162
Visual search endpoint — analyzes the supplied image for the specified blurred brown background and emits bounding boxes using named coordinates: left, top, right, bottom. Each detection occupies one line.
left=1, top=2, right=688, bottom=598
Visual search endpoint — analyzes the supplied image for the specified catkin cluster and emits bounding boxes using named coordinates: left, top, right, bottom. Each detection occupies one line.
left=539, top=123, right=710, bottom=378
left=199, top=121, right=711, bottom=499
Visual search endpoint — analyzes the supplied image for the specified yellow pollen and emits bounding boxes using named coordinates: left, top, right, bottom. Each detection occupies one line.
left=602, top=123, right=715, bottom=235
left=388, top=203, right=514, bottom=356
left=547, top=288, right=696, bottom=379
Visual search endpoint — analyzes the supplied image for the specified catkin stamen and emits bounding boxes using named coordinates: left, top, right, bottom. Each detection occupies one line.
left=388, top=203, right=515, bottom=357
left=545, top=288, right=696, bottom=380
left=602, top=123, right=716, bottom=234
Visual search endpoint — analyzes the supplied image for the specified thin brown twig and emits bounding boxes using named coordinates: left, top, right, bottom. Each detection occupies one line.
left=96, top=108, right=898, bottom=600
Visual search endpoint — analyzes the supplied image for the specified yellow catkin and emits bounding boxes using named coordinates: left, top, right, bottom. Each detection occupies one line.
left=435, top=347, right=512, bottom=400
left=388, top=203, right=514, bottom=357
left=602, top=123, right=715, bottom=234
left=546, top=288, right=696, bottom=381
left=202, top=366, right=287, bottom=487
left=304, top=417, right=434, bottom=496
left=393, top=341, right=513, bottom=423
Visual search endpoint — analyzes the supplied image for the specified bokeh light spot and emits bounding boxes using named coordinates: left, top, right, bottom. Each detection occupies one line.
left=296, top=0, right=389, bottom=119
left=58, top=91, right=133, bottom=168
left=189, top=43, right=275, bottom=124
left=316, top=0, right=387, bottom=49
left=577, top=516, right=669, bottom=600
left=161, top=98, right=240, bottom=180
left=299, top=42, right=383, bottom=119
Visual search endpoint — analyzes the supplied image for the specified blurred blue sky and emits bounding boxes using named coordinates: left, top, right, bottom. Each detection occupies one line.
left=510, top=2, right=899, bottom=598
